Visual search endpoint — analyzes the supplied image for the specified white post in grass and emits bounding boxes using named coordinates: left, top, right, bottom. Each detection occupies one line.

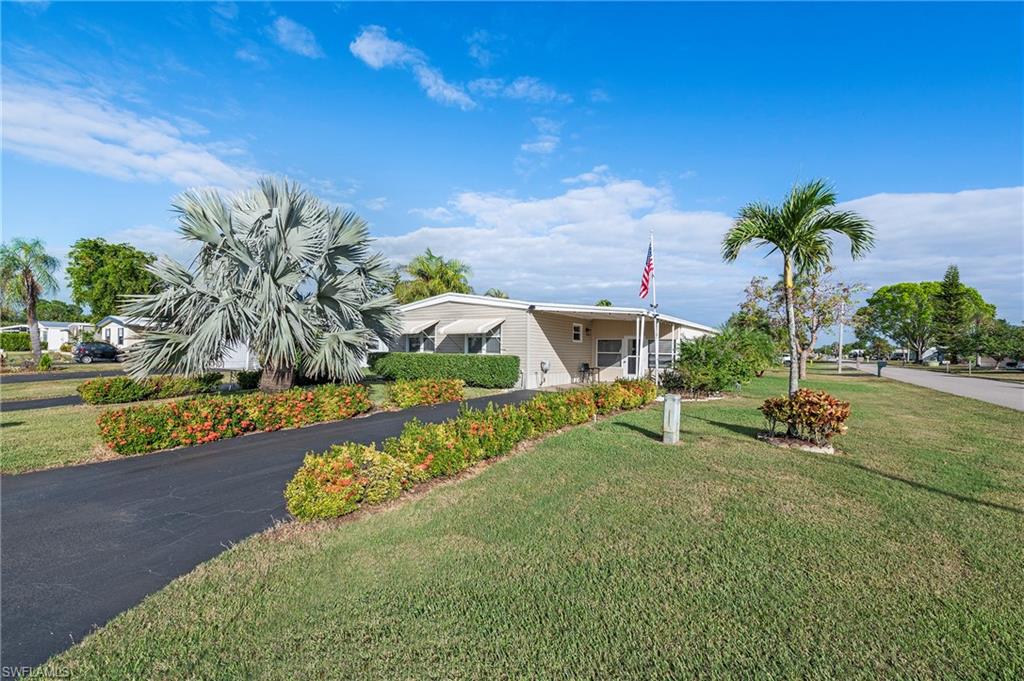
left=663, top=393, right=680, bottom=444
left=837, top=298, right=845, bottom=374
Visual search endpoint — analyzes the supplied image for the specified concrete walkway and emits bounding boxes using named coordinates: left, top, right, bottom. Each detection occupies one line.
left=0, top=390, right=536, bottom=672
left=855, top=364, right=1024, bottom=411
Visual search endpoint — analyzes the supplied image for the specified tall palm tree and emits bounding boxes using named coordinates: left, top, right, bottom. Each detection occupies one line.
left=394, top=249, right=473, bottom=304
left=0, top=238, right=60, bottom=362
left=722, top=180, right=874, bottom=396
left=122, top=178, right=403, bottom=392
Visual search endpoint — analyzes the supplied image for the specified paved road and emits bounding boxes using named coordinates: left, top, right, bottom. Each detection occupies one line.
left=0, top=390, right=536, bottom=672
left=0, top=368, right=123, bottom=384
left=1, top=395, right=84, bottom=412
left=856, top=364, right=1024, bottom=411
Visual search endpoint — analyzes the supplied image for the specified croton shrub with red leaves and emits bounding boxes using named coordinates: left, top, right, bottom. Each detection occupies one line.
left=388, top=378, right=465, bottom=408
left=99, top=384, right=373, bottom=454
left=760, top=388, right=851, bottom=445
left=286, top=381, right=658, bottom=521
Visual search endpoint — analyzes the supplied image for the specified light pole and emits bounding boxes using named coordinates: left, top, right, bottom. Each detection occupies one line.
left=837, top=298, right=846, bottom=374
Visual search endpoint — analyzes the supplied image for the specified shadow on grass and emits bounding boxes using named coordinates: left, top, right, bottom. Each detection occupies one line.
left=613, top=422, right=662, bottom=442
left=687, top=415, right=761, bottom=439
left=821, top=457, right=1023, bottom=516
left=0, top=421, right=25, bottom=428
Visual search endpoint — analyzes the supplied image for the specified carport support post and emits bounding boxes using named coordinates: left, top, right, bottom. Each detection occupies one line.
left=663, top=393, right=681, bottom=444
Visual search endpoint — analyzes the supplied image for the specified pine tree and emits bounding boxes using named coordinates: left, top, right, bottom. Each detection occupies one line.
left=934, top=265, right=969, bottom=362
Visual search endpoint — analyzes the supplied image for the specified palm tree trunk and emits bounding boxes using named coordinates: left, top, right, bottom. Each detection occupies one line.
left=25, top=275, right=42, bottom=362
left=259, top=361, right=295, bottom=392
left=784, top=256, right=799, bottom=398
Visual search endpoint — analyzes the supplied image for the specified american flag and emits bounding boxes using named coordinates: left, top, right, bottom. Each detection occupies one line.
left=639, top=241, right=654, bottom=299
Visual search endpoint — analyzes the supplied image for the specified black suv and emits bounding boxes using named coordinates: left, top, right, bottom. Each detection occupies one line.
left=71, top=342, right=122, bottom=364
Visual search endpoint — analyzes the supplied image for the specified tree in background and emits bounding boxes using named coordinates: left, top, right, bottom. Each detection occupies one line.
left=67, top=238, right=159, bottom=322
left=739, top=266, right=865, bottom=379
left=484, top=288, right=509, bottom=299
left=722, top=180, right=874, bottom=396
left=122, top=178, right=402, bottom=392
left=595, top=299, right=613, bottom=307
left=868, top=337, right=894, bottom=360
left=37, top=299, right=85, bottom=321
left=394, top=249, right=473, bottom=304
left=934, top=265, right=971, bottom=362
left=855, top=280, right=994, bottom=363
left=0, top=238, right=60, bottom=361
left=975, top=319, right=1024, bottom=370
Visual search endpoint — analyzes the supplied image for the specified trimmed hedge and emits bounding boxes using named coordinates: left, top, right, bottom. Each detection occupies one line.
left=388, top=378, right=464, bottom=408
left=99, top=384, right=373, bottom=454
left=370, top=353, right=520, bottom=388
left=0, top=332, right=30, bottom=351
left=285, top=379, right=657, bottom=521
left=78, top=373, right=223, bottom=405
left=236, top=370, right=262, bottom=390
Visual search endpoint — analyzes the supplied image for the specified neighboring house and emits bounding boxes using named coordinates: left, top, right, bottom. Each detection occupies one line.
left=0, top=321, right=94, bottom=352
left=95, top=316, right=155, bottom=349
left=388, top=293, right=716, bottom=389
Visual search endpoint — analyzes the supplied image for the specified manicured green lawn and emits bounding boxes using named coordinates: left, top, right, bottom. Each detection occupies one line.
left=0, top=377, right=85, bottom=402
left=44, top=369, right=1024, bottom=678
left=1, top=404, right=110, bottom=473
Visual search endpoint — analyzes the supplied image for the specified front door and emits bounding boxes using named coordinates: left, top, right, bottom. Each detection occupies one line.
left=624, top=337, right=638, bottom=378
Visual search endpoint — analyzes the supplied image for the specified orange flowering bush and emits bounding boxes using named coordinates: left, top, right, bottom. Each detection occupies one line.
left=99, top=383, right=373, bottom=454
left=388, top=378, right=465, bottom=408
left=760, top=389, right=851, bottom=445
left=591, top=379, right=658, bottom=414
left=284, top=443, right=411, bottom=520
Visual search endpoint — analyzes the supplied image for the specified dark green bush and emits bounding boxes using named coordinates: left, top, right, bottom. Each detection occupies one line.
left=236, top=370, right=262, bottom=390
left=672, top=327, right=771, bottom=395
left=370, top=353, right=520, bottom=388
left=78, top=373, right=223, bottom=405
left=0, top=332, right=30, bottom=351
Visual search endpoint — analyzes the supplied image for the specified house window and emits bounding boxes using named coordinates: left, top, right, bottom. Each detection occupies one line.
left=41, top=329, right=48, bottom=343
left=104, top=328, right=111, bottom=342
left=596, top=339, right=623, bottom=368
left=117, top=327, right=124, bottom=346
left=571, top=323, right=583, bottom=343
left=405, top=325, right=436, bottom=353
left=649, top=339, right=675, bottom=369
left=465, top=327, right=501, bottom=354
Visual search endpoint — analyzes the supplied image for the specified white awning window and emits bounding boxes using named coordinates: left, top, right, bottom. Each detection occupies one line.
left=401, top=319, right=438, bottom=335
left=440, top=318, right=504, bottom=335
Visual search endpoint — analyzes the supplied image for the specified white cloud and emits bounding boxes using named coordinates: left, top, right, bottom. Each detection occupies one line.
left=468, top=76, right=572, bottom=104
left=589, top=88, right=610, bottom=103
left=350, top=26, right=475, bottom=110
left=520, top=117, right=562, bottom=155
left=210, top=2, right=237, bottom=20
left=1, top=79, right=257, bottom=189
left=679, top=170, right=698, bottom=180
left=378, top=175, right=1024, bottom=327
left=234, top=46, right=263, bottom=64
left=270, top=17, right=324, bottom=59
left=363, top=196, right=388, bottom=211
left=409, top=206, right=456, bottom=222
left=466, top=29, right=496, bottom=68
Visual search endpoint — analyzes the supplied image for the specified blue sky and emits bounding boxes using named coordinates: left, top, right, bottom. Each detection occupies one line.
left=3, top=1, right=1022, bottom=333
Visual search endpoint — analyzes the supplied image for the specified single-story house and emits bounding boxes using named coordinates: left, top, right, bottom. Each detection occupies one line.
left=0, top=321, right=95, bottom=351
left=95, top=316, right=155, bottom=349
left=388, top=293, right=717, bottom=389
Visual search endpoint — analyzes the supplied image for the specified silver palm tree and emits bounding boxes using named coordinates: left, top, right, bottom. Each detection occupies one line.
left=122, top=178, right=403, bottom=392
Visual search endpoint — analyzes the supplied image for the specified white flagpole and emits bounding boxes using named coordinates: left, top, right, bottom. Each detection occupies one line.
left=651, top=230, right=659, bottom=386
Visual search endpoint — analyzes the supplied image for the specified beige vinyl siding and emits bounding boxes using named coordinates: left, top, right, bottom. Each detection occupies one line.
left=392, top=299, right=528, bottom=366
left=525, top=312, right=596, bottom=388
left=97, top=323, right=146, bottom=349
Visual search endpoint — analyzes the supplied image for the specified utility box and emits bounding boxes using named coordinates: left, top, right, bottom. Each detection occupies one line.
left=663, top=393, right=681, bottom=444
left=876, top=360, right=887, bottom=377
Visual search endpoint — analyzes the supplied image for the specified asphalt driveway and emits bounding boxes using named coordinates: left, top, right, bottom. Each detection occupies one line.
left=0, top=368, right=123, bottom=384
left=0, top=390, right=536, bottom=672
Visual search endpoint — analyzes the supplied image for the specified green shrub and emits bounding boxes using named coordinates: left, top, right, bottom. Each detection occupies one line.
left=78, top=373, right=223, bottom=405
left=288, top=382, right=657, bottom=521
left=98, top=383, right=373, bottom=454
left=37, top=354, right=54, bottom=371
left=388, top=378, right=464, bottom=408
left=236, top=370, right=262, bottom=390
left=60, top=342, right=74, bottom=353
left=0, top=332, right=30, bottom=351
left=370, top=353, right=520, bottom=388
left=760, top=389, right=851, bottom=445
left=671, top=328, right=772, bottom=395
